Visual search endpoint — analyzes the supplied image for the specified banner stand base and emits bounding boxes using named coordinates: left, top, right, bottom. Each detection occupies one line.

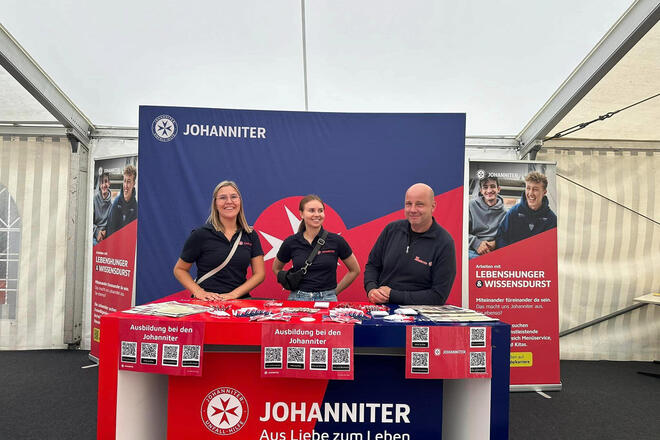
left=88, top=353, right=99, bottom=364
left=510, top=382, right=562, bottom=392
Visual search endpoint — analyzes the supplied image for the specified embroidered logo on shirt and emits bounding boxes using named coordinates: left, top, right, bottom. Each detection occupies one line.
left=318, top=249, right=335, bottom=255
left=239, top=241, right=252, bottom=246
left=414, top=256, right=430, bottom=266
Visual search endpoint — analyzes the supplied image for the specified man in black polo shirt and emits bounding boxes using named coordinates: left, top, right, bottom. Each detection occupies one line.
left=364, top=183, right=456, bottom=305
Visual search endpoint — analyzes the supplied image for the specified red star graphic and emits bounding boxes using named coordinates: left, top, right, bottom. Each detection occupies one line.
left=211, top=397, right=239, bottom=426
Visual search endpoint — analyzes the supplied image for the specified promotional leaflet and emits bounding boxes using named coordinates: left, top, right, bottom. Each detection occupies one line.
left=261, top=322, right=354, bottom=380
left=467, top=160, right=560, bottom=387
left=405, top=325, right=492, bottom=379
left=118, top=318, right=205, bottom=376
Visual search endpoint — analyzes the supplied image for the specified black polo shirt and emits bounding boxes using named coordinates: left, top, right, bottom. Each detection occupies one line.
left=180, top=223, right=263, bottom=295
left=276, top=228, right=352, bottom=292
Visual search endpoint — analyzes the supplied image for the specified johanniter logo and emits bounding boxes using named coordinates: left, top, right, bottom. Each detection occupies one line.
left=201, top=387, right=249, bottom=435
left=476, top=169, right=486, bottom=179
left=152, top=115, right=178, bottom=142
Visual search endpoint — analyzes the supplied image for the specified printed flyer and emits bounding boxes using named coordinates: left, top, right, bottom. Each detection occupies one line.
left=405, top=325, right=491, bottom=379
left=467, top=160, right=560, bottom=387
left=118, top=317, right=205, bottom=376
left=261, top=322, right=354, bottom=380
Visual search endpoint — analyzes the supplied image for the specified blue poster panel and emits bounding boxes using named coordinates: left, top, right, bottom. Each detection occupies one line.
left=137, top=107, right=465, bottom=304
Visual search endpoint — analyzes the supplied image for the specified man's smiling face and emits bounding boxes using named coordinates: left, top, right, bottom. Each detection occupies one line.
left=525, top=181, right=546, bottom=211
left=480, top=179, right=500, bottom=206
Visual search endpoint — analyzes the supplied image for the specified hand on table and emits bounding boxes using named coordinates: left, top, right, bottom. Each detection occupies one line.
left=368, top=286, right=391, bottom=304
left=192, top=289, right=226, bottom=301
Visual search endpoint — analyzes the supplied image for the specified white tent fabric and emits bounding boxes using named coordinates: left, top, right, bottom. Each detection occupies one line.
left=536, top=17, right=660, bottom=361
left=545, top=21, right=660, bottom=141
left=0, top=136, right=70, bottom=349
left=539, top=142, right=659, bottom=360
left=0, top=68, right=54, bottom=121
left=0, top=1, right=633, bottom=133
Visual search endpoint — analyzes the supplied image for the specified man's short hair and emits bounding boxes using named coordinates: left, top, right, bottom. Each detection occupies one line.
left=123, top=164, right=137, bottom=181
left=479, top=175, right=499, bottom=188
left=525, top=171, right=547, bottom=189
left=101, top=171, right=110, bottom=182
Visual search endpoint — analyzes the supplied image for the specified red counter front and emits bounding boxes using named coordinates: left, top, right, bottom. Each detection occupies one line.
left=97, top=298, right=510, bottom=439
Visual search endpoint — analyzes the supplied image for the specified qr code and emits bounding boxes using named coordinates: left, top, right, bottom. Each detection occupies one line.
left=287, top=347, right=305, bottom=369
left=470, top=351, right=487, bottom=373
left=162, top=344, right=179, bottom=367
left=470, top=327, right=486, bottom=347
left=331, top=348, right=350, bottom=371
left=310, top=347, right=328, bottom=371
left=410, top=351, right=429, bottom=374
left=121, top=341, right=137, bottom=363
left=182, top=345, right=201, bottom=367
left=264, top=346, right=282, bottom=369
left=140, top=342, right=158, bottom=365
left=411, top=326, right=429, bottom=348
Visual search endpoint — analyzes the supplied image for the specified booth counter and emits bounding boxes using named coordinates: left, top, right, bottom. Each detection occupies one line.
left=97, top=296, right=510, bottom=440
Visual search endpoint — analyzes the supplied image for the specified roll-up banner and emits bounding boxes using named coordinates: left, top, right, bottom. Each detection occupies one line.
left=467, top=160, right=560, bottom=389
left=90, top=156, right=138, bottom=359
left=137, top=107, right=465, bottom=306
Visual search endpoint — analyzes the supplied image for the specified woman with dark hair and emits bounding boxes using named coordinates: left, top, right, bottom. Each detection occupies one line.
left=272, top=195, right=360, bottom=301
left=173, top=180, right=265, bottom=301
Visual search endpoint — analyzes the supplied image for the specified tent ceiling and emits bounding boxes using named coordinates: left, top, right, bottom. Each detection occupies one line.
left=0, top=0, right=634, bottom=136
left=546, top=20, right=660, bottom=142
left=0, top=67, right=55, bottom=122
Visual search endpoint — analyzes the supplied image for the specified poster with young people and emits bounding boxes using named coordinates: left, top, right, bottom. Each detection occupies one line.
left=467, top=160, right=560, bottom=388
left=90, top=156, right=138, bottom=359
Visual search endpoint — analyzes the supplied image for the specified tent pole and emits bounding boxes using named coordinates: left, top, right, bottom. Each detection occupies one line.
left=301, top=0, right=309, bottom=111
left=559, top=303, right=646, bottom=337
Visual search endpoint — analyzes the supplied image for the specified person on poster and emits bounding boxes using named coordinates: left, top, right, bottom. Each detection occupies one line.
left=364, top=183, right=456, bottom=305
left=93, top=170, right=113, bottom=245
left=106, top=165, right=138, bottom=238
left=173, top=180, right=265, bottom=301
left=272, top=195, right=360, bottom=302
left=468, top=176, right=506, bottom=259
left=495, top=171, right=557, bottom=249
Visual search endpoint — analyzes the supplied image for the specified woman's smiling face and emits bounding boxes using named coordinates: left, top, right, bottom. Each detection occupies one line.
left=215, top=186, right=241, bottom=221
left=300, top=199, right=325, bottom=230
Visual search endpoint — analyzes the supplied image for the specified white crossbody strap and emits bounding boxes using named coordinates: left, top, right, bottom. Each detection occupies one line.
left=196, top=230, right=243, bottom=285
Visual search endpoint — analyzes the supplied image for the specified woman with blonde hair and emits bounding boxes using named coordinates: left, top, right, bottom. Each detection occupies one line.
left=174, top=181, right=265, bottom=300
left=272, top=195, right=360, bottom=301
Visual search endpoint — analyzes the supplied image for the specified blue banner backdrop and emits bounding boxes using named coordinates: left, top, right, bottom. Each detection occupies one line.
left=137, top=107, right=465, bottom=304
